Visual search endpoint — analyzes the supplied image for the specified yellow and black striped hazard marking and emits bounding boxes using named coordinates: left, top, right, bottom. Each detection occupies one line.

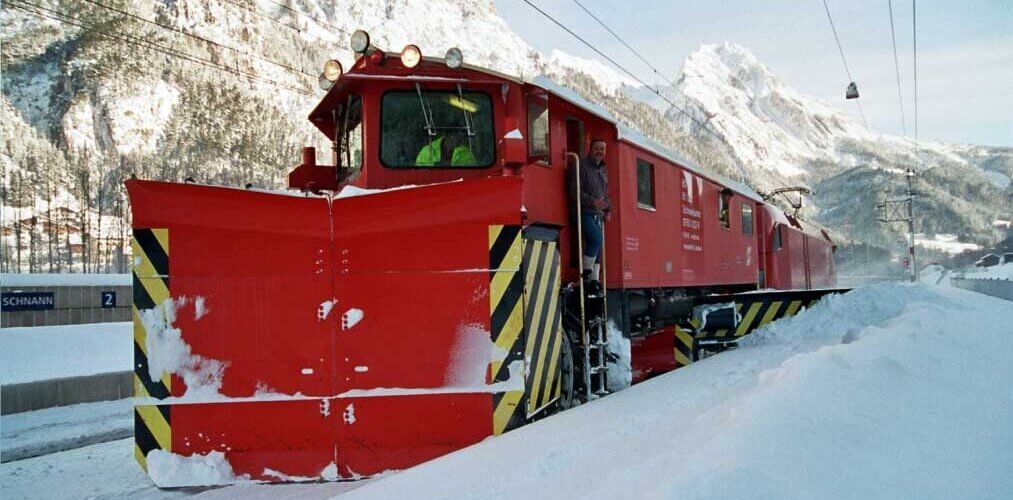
left=693, top=294, right=828, bottom=340
left=674, top=326, right=694, bottom=367
left=135, top=404, right=171, bottom=471
left=521, top=235, right=564, bottom=417
left=488, top=225, right=526, bottom=435
left=133, top=228, right=173, bottom=470
left=133, top=228, right=171, bottom=400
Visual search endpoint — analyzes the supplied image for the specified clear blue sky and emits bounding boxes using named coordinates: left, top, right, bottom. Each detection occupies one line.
left=495, top=0, right=1013, bottom=147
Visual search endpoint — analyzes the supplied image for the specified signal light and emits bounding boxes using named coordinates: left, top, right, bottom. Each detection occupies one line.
left=350, top=30, right=370, bottom=54
left=401, top=44, right=422, bottom=69
left=445, top=47, right=463, bottom=69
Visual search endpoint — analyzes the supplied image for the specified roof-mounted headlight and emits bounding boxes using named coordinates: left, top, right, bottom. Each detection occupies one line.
left=401, top=44, right=422, bottom=69
left=323, top=59, right=343, bottom=81
left=318, top=59, right=342, bottom=90
left=445, top=47, right=463, bottom=69
left=350, top=30, right=370, bottom=54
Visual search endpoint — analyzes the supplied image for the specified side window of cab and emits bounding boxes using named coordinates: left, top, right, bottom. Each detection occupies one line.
left=527, top=95, right=549, bottom=163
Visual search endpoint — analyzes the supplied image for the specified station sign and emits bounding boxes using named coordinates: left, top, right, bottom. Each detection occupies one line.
left=1, top=292, right=56, bottom=311
left=101, top=291, right=117, bottom=308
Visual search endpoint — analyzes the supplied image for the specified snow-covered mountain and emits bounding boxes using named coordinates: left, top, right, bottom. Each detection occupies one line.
left=659, top=42, right=1011, bottom=247
left=2, top=0, right=1009, bottom=273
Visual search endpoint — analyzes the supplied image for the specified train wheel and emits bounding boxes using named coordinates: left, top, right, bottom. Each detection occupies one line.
left=558, top=332, right=576, bottom=410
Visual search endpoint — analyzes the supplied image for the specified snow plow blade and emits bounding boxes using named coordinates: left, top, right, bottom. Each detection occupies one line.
left=126, top=176, right=526, bottom=486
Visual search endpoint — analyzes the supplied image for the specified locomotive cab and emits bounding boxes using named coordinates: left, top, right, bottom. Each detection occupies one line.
left=289, top=43, right=527, bottom=193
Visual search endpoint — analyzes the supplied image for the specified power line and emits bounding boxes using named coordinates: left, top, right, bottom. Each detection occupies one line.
left=78, top=0, right=315, bottom=78
left=260, top=0, right=350, bottom=37
left=567, top=0, right=700, bottom=130
left=569, top=0, right=664, bottom=87
left=516, top=0, right=729, bottom=145
left=7, top=0, right=312, bottom=96
left=819, top=0, right=868, bottom=128
left=913, top=0, right=919, bottom=150
left=219, top=0, right=302, bottom=34
left=820, top=0, right=853, bottom=80
left=887, top=0, right=907, bottom=135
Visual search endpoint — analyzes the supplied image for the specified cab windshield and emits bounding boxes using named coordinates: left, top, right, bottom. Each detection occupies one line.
left=380, top=86, right=494, bottom=168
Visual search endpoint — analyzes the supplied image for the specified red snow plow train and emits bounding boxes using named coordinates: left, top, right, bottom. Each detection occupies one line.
left=128, top=33, right=847, bottom=486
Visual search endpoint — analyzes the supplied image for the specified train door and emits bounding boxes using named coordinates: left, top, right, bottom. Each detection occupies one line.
left=566, top=117, right=584, bottom=157
left=565, top=117, right=585, bottom=271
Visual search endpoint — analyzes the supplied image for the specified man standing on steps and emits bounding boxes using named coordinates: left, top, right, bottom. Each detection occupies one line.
left=569, top=139, right=610, bottom=289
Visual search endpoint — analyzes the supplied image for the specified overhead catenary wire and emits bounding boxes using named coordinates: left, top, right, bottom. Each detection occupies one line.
left=913, top=0, right=919, bottom=158
left=7, top=0, right=313, bottom=96
left=219, top=0, right=303, bottom=34
left=78, top=0, right=315, bottom=78
left=887, top=0, right=907, bottom=136
left=566, top=0, right=699, bottom=129
left=516, top=0, right=730, bottom=146
left=260, top=0, right=351, bottom=37
left=819, top=0, right=868, bottom=128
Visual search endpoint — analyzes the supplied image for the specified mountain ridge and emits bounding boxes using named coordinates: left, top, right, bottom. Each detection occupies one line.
left=1, top=0, right=1008, bottom=273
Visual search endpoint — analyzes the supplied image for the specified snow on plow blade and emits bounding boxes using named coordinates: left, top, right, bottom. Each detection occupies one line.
left=126, top=176, right=526, bottom=486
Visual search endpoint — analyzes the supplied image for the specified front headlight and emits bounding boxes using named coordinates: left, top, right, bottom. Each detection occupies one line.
left=445, top=47, right=463, bottom=69
left=350, top=30, right=370, bottom=54
left=322, top=59, right=343, bottom=82
left=401, top=44, right=422, bottom=69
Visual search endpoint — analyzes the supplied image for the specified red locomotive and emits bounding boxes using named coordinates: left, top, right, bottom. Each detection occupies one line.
left=126, top=32, right=842, bottom=486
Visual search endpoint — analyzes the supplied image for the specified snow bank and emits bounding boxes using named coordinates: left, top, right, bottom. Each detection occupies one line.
left=606, top=320, right=631, bottom=392
left=1, top=273, right=131, bottom=287
left=341, top=283, right=1013, bottom=499
left=147, top=449, right=249, bottom=488
left=0, top=322, right=132, bottom=384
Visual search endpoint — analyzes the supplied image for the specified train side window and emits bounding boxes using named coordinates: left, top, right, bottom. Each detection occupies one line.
left=741, top=203, right=753, bottom=235
left=636, top=158, right=655, bottom=209
left=772, top=225, right=783, bottom=250
left=527, top=96, right=550, bottom=162
left=718, top=190, right=731, bottom=229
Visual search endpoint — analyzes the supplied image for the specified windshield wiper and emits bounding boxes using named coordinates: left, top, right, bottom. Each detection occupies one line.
left=415, top=83, right=437, bottom=137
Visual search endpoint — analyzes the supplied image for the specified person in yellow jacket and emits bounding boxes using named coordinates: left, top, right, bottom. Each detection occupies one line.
left=414, top=135, right=476, bottom=167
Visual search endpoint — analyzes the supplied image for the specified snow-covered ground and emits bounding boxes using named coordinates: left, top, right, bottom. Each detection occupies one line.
left=914, top=233, right=982, bottom=255
left=343, top=283, right=1013, bottom=499
left=1, top=273, right=131, bottom=287
left=0, top=322, right=132, bottom=384
left=1, top=398, right=133, bottom=461
left=2, top=283, right=1011, bottom=499
left=964, top=262, right=1013, bottom=280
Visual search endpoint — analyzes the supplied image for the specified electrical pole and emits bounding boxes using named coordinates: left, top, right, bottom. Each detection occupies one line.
left=877, top=169, right=918, bottom=282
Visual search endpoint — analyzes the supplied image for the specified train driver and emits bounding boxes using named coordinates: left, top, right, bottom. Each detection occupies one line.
left=415, top=134, right=476, bottom=167
left=569, top=139, right=611, bottom=286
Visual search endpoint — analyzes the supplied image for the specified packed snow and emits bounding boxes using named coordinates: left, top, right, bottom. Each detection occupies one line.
left=0, top=322, right=132, bottom=384
left=147, top=449, right=249, bottom=488
left=1, top=398, right=132, bottom=462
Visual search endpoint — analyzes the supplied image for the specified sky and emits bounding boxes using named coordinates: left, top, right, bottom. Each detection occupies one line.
left=494, top=0, right=1013, bottom=147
